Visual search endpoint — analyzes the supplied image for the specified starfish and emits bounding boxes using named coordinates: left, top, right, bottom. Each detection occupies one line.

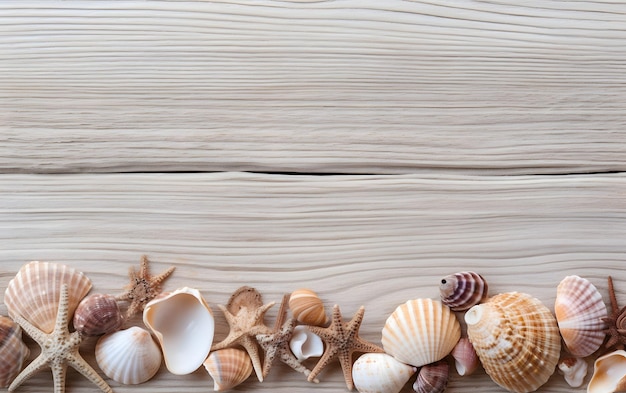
left=602, top=276, right=626, bottom=350
left=116, top=255, right=175, bottom=319
left=211, top=286, right=275, bottom=382
left=255, top=294, right=319, bottom=382
left=9, top=284, right=112, bottom=393
left=305, top=304, right=384, bottom=390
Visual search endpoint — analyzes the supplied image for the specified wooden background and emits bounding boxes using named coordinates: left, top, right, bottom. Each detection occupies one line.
left=1, top=1, right=625, bottom=392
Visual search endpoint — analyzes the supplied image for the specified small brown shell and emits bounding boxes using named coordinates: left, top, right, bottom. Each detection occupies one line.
left=413, top=361, right=449, bottom=393
left=203, top=348, right=253, bottom=391
left=440, top=271, right=488, bottom=312
left=74, top=293, right=124, bottom=336
left=451, top=337, right=479, bottom=376
left=0, top=316, right=30, bottom=388
left=288, top=289, right=327, bottom=326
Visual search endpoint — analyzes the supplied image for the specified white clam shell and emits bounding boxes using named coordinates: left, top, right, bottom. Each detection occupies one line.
left=289, top=325, right=324, bottom=361
left=96, top=326, right=162, bottom=385
left=352, top=353, right=416, bottom=393
left=143, top=287, right=215, bottom=375
left=588, top=350, right=626, bottom=393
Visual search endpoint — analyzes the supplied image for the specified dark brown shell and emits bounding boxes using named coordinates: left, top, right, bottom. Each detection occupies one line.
left=73, top=293, right=123, bottom=336
left=413, top=361, right=449, bottom=393
left=439, top=271, right=488, bottom=312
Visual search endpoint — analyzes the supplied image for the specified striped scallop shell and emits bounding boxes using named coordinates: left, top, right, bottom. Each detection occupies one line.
left=95, top=326, right=162, bottom=385
left=352, top=353, right=416, bottom=393
left=203, top=348, right=253, bottom=391
left=289, top=289, right=327, bottom=326
left=555, top=275, right=607, bottom=357
left=73, top=293, right=123, bottom=337
left=4, top=261, right=92, bottom=333
left=439, top=271, right=488, bottom=312
left=382, top=298, right=461, bottom=368
left=465, top=292, right=561, bottom=393
left=0, top=316, right=30, bottom=388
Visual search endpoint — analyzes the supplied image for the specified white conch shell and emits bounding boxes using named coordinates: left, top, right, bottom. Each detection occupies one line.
left=558, top=356, right=588, bottom=388
left=555, top=275, right=607, bottom=357
left=0, top=316, right=30, bottom=388
left=4, top=261, right=92, bottom=333
left=203, top=348, right=253, bottom=391
left=588, top=350, right=626, bottom=393
left=381, top=298, right=461, bottom=368
left=352, top=353, right=416, bottom=393
left=450, top=337, right=479, bottom=376
left=95, top=326, right=162, bottom=385
left=143, top=287, right=214, bottom=375
left=289, top=325, right=324, bottom=361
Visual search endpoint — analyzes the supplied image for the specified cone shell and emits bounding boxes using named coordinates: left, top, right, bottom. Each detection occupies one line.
left=203, top=348, right=253, bottom=392
left=74, top=293, right=123, bottom=337
left=289, top=289, right=327, bottom=326
left=588, top=350, right=626, bottom=393
left=465, top=292, right=561, bottom=393
left=95, top=326, right=162, bottom=385
left=413, top=361, right=449, bottom=393
left=352, top=353, right=416, bottom=393
left=439, top=271, right=488, bottom=312
left=289, top=325, right=324, bottom=361
left=381, top=298, right=461, bottom=368
left=4, top=261, right=92, bottom=333
left=555, top=275, right=607, bottom=357
left=0, top=316, right=29, bottom=388
left=451, top=337, right=479, bottom=376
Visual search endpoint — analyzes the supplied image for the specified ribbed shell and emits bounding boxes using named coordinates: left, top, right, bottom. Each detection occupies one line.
left=381, top=298, right=461, bottom=368
left=4, top=261, right=92, bottom=333
left=0, top=316, right=29, bottom=388
left=413, top=361, right=449, bottom=393
left=352, top=353, right=416, bottom=393
left=439, top=271, right=488, bottom=312
left=555, top=275, right=607, bottom=357
left=74, top=293, right=123, bottom=337
left=289, top=289, right=327, bottom=326
left=203, top=348, right=253, bottom=391
left=465, top=292, right=561, bottom=393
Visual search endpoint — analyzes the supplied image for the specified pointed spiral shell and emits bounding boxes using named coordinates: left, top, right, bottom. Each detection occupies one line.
left=439, top=271, right=488, bottom=312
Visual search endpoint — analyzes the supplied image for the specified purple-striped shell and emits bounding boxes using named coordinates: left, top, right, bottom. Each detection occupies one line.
left=439, top=271, right=488, bottom=312
left=74, top=293, right=123, bottom=337
left=0, top=316, right=29, bottom=388
left=413, top=361, right=449, bottom=393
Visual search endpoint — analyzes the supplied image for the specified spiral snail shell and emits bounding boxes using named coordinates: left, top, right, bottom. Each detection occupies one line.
left=439, top=271, right=488, bottom=312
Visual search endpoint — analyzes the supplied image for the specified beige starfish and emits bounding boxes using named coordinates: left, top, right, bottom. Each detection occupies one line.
left=116, top=255, right=175, bottom=318
left=9, top=284, right=112, bottom=393
left=305, top=304, right=384, bottom=390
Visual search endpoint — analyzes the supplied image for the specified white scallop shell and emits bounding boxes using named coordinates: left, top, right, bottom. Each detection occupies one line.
left=381, top=298, right=461, bottom=368
left=352, top=353, right=416, bottom=393
left=203, top=348, right=253, bottom=391
left=289, top=325, right=324, bottom=361
left=96, top=326, right=162, bottom=385
left=143, top=286, right=214, bottom=375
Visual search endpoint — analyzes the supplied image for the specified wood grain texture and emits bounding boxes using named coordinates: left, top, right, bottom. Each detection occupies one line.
left=2, top=0, right=626, bottom=174
left=1, top=172, right=625, bottom=392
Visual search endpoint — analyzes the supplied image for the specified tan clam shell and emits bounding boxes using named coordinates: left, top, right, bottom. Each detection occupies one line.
left=203, top=348, right=253, bottom=391
left=465, top=292, right=561, bottom=393
left=0, top=316, right=30, bottom=388
left=381, top=298, right=461, bottom=368
left=588, top=350, right=626, bottom=393
left=289, top=289, right=327, bottom=326
left=555, top=275, right=607, bottom=357
left=413, top=361, right=449, bottom=393
left=74, top=293, right=123, bottom=337
left=352, top=353, right=416, bottom=393
left=4, top=261, right=92, bottom=333
left=95, top=326, right=162, bottom=385
left=439, top=271, right=488, bottom=312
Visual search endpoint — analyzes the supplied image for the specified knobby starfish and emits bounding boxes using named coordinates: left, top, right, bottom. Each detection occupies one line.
left=255, top=294, right=319, bottom=382
left=9, top=284, right=112, bottom=393
left=116, top=255, right=175, bottom=319
left=306, top=304, right=384, bottom=390
left=603, top=276, right=626, bottom=350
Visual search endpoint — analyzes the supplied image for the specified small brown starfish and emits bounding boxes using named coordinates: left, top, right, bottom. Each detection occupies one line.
left=603, top=276, right=626, bottom=350
left=116, top=255, right=175, bottom=319
left=305, top=304, right=384, bottom=390
left=9, top=284, right=112, bottom=393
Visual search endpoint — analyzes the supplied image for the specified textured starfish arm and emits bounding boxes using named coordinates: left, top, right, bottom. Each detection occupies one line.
left=50, top=361, right=69, bottom=393
left=151, top=266, right=176, bottom=285
left=10, top=312, right=47, bottom=345
left=240, top=336, right=265, bottom=382
left=278, top=351, right=319, bottom=383
left=66, top=352, right=113, bottom=393
left=338, top=351, right=356, bottom=390
left=8, top=355, right=50, bottom=391
left=353, top=338, right=385, bottom=354
left=54, top=284, right=71, bottom=334
left=307, top=345, right=339, bottom=383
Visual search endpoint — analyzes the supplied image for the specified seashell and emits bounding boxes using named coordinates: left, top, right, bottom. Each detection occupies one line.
left=289, top=289, right=327, bottom=326
left=203, top=348, right=253, bottom=391
left=439, top=271, right=488, bottom=312
left=352, top=353, right=416, bottom=393
left=143, top=286, right=214, bottom=375
left=289, top=325, right=324, bottom=361
left=4, top=261, right=92, bottom=333
left=450, top=337, right=479, bottom=376
left=381, top=298, right=461, bottom=368
left=588, top=350, right=626, bottom=393
left=465, top=291, right=561, bottom=393
left=558, top=356, right=588, bottom=388
left=413, top=361, right=449, bottom=393
left=555, top=275, right=607, bottom=357
left=0, top=316, right=30, bottom=388
left=73, top=293, right=123, bottom=336
left=95, top=326, right=162, bottom=385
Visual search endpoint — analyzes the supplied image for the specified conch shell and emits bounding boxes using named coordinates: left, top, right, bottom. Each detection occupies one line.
left=465, top=292, right=561, bottom=393
left=0, top=316, right=29, bottom=388
left=440, top=271, right=488, bottom=312
left=203, top=348, right=253, bottom=391
left=351, top=353, right=416, bottom=393
left=289, top=289, right=327, bottom=326
left=588, top=350, right=626, bottom=393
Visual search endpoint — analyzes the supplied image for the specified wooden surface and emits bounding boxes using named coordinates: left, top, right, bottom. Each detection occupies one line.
left=2, top=1, right=626, bottom=393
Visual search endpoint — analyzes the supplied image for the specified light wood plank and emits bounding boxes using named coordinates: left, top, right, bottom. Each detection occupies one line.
left=0, top=172, right=624, bottom=392
left=2, top=1, right=626, bottom=174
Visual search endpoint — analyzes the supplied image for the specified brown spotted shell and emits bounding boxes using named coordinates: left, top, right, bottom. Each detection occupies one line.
left=439, top=271, right=488, bottom=312
left=0, top=316, right=29, bottom=388
left=413, top=361, right=449, bottom=393
left=288, top=288, right=327, bottom=326
left=74, top=293, right=124, bottom=337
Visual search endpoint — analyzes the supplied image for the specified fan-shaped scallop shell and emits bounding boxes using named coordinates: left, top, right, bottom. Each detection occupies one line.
left=74, top=293, right=123, bottom=337
left=413, top=361, right=449, bottom=393
left=352, top=353, right=416, bottom=393
left=465, top=292, right=561, bottom=393
left=203, top=348, right=253, bottom=392
left=4, top=261, right=92, bottom=334
left=555, top=275, right=607, bottom=357
left=95, top=326, right=162, bottom=385
left=588, top=349, right=626, bottom=393
left=0, top=316, right=30, bottom=388
left=289, top=289, right=327, bottom=326
left=381, top=298, right=461, bottom=368
left=439, top=271, right=488, bottom=312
